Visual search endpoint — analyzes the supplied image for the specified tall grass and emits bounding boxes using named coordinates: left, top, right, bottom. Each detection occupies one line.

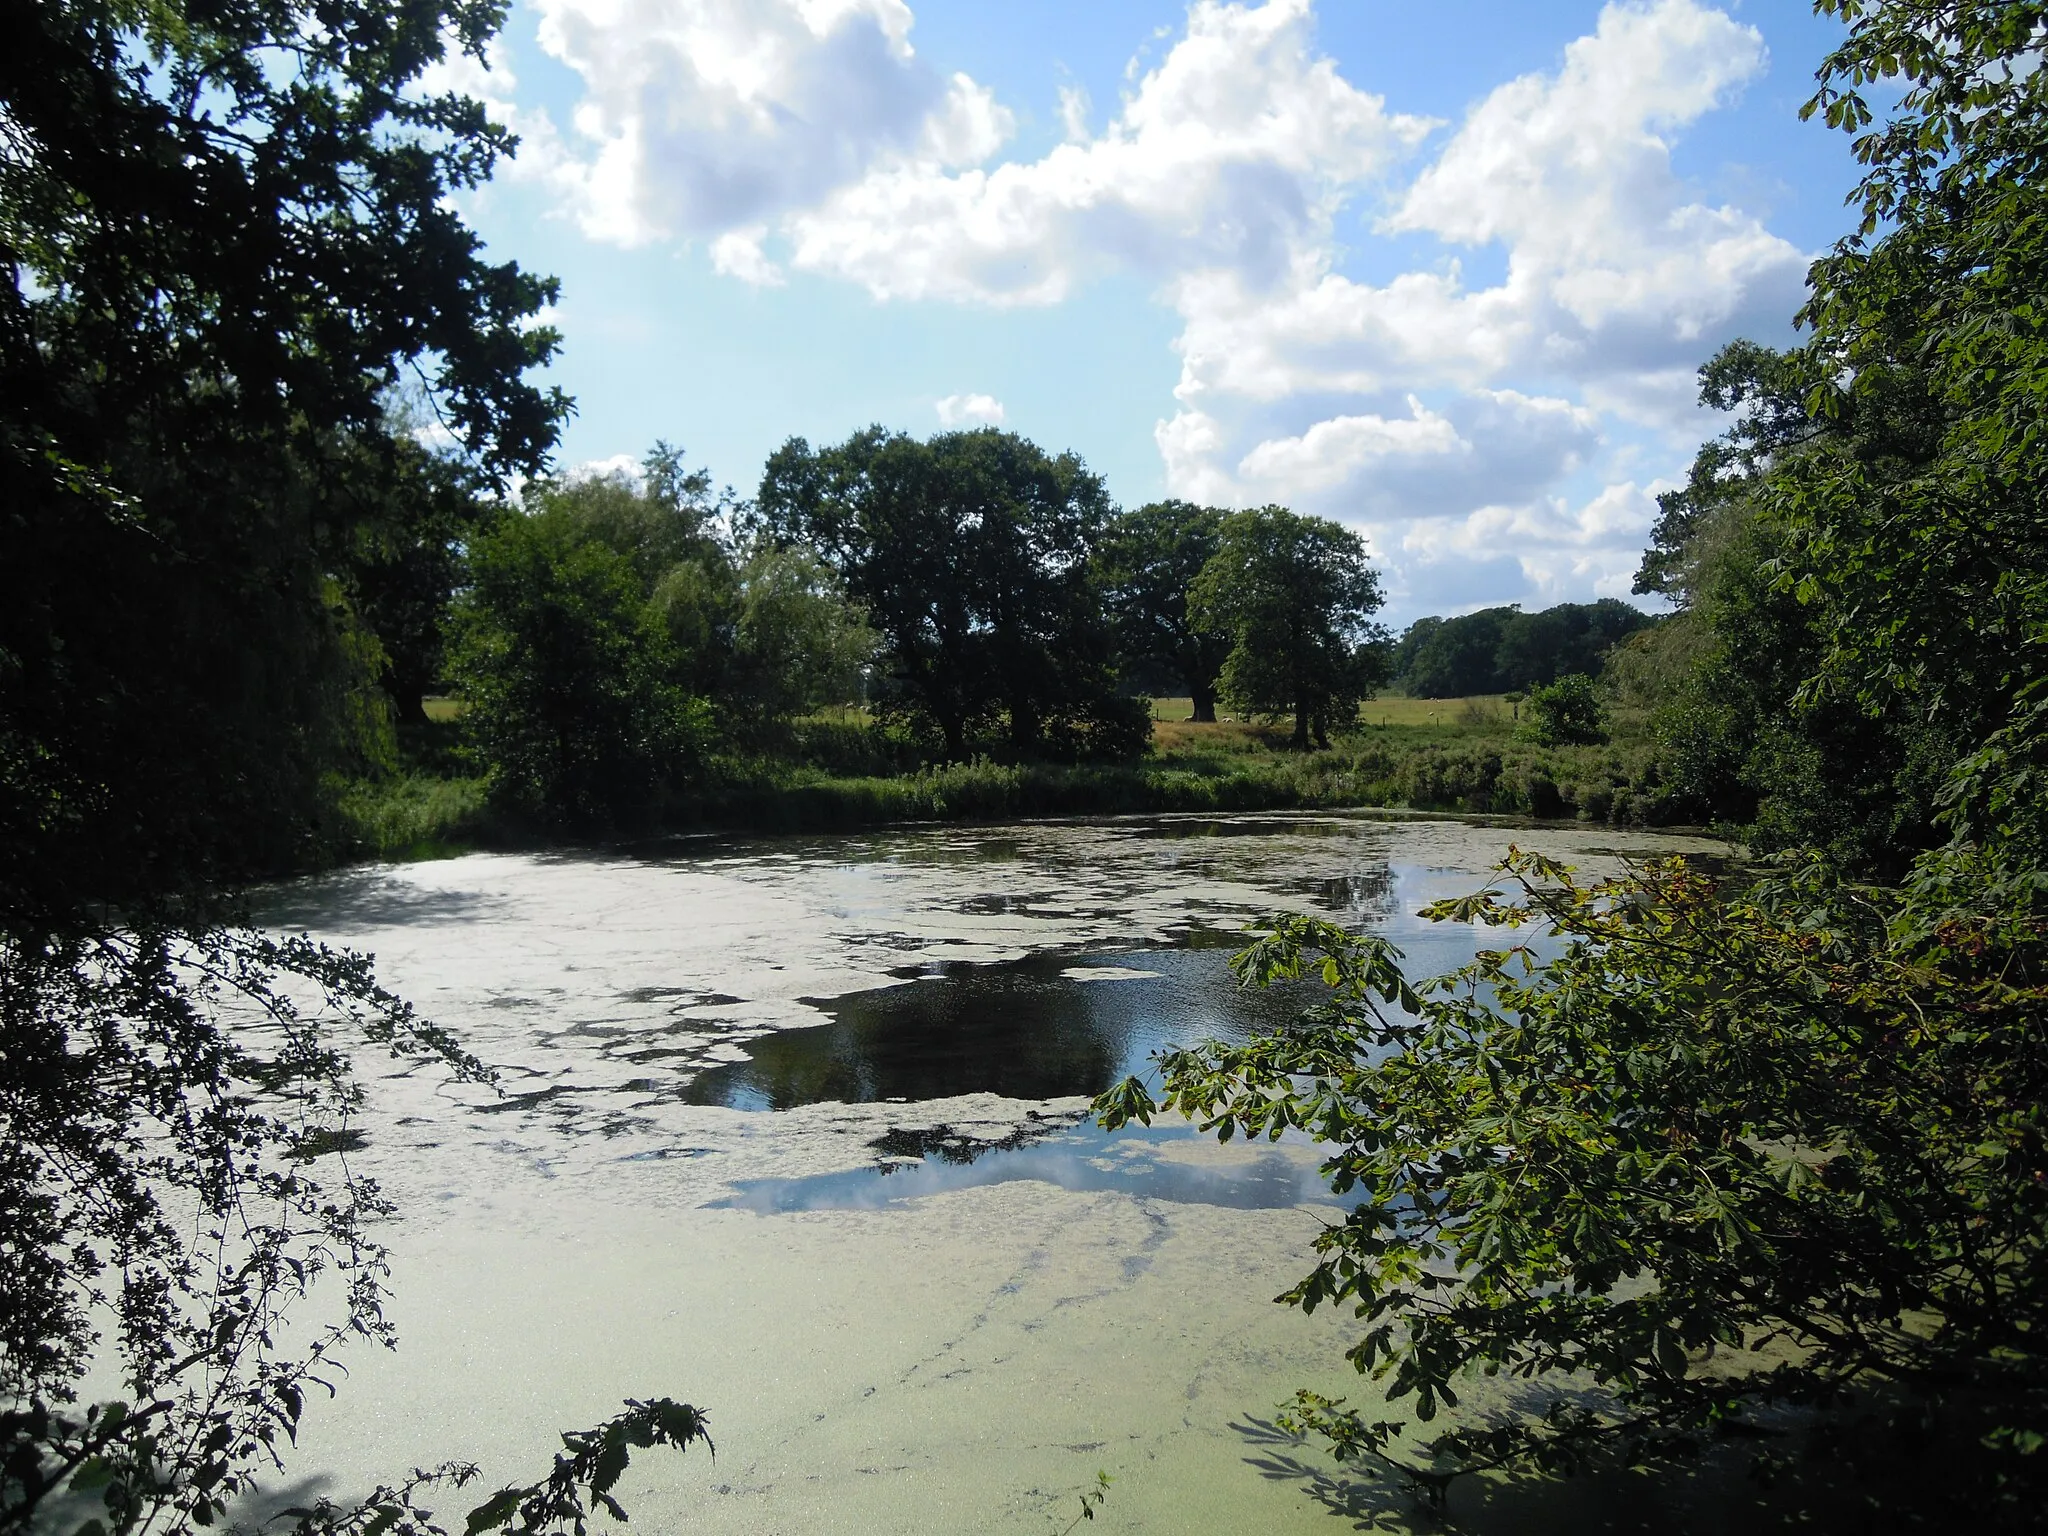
left=334, top=773, right=491, bottom=860
left=332, top=696, right=1699, bottom=865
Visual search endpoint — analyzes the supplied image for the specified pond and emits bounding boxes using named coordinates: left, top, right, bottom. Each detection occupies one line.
left=245, top=812, right=1734, bottom=1534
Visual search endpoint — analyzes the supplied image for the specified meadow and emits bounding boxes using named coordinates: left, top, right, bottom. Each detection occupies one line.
left=341, top=690, right=1687, bottom=863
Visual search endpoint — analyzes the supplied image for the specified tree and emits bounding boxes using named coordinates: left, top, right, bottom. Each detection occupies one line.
left=1613, top=329, right=1966, bottom=868
left=1, top=0, right=565, bottom=924
left=2, top=3, right=707, bottom=1528
left=1394, top=601, right=1655, bottom=699
left=1396, top=607, right=1516, bottom=699
left=1095, top=501, right=1233, bottom=721
left=451, top=501, right=705, bottom=827
left=1781, top=0, right=2048, bottom=864
left=756, top=428, right=1137, bottom=759
left=759, top=428, right=985, bottom=757
left=1631, top=340, right=1827, bottom=606
left=726, top=544, right=878, bottom=730
left=1188, top=507, right=1387, bottom=749
left=1097, top=849, right=2048, bottom=1517
left=346, top=438, right=493, bottom=726
left=1494, top=601, right=1655, bottom=690
left=1519, top=673, right=1605, bottom=746
left=1623, top=0, right=2048, bottom=868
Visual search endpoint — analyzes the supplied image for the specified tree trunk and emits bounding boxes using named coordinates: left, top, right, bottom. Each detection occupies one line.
left=1292, top=705, right=1310, bottom=750
left=1190, top=681, right=1217, bottom=723
left=383, top=662, right=431, bottom=726
left=1008, top=696, right=1038, bottom=756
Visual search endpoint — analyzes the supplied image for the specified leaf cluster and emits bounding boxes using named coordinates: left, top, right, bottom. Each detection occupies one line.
left=1097, top=847, right=2048, bottom=1508
left=267, top=1398, right=712, bottom=1536
left=1, top=923, right=487, bottom=1535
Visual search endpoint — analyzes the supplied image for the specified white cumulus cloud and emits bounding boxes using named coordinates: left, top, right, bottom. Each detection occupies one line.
left=567, top=451, right=646, bottom=485
left=709, top=226, right=786, bottom=286
left=779, top=0, right=1433, bottom=303
left=500, top=0, right=1810, bottom=618
left=1141, top=0, right=1808, bottom=616
left=1166, top=0, right=1804, bottom=416
left=1235, top=398, right=1463, bottom=495
left=934, top=392, right=1006, bottom=426
left=513, top=0, right=1007, bottom=246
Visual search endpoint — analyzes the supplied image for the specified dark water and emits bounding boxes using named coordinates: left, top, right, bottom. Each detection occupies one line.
left=681, top=946, right=1328, bottom=1111
left=681, top=864, right=1500, bottom=1113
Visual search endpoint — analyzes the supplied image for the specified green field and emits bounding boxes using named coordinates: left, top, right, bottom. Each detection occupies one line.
left=345, top=688, right=1685, bottom=862
left=1148, top=693, right=1519, bottom=729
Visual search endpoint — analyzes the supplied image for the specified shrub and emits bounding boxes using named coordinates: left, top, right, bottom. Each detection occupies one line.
left=451, top=508, right=709, bottom=827
left=1521, top=673, right=1606, bottom=747
left=1098, top=847, right=2048, bottom=1516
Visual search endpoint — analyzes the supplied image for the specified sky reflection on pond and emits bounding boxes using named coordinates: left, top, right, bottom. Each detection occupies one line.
left=711, top=1121, right=1346, bottom=1213
left=682, top=946, right=1302, bottom=1110
left=681, top=861, right=1506, bottom=1112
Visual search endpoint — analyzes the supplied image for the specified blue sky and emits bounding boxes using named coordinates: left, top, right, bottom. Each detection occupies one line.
left=436, top=0, right=1863, bottom=625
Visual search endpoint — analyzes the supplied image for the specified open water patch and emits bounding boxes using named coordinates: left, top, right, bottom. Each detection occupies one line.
left=709, top=1122, right=1347, bottom=1213
left=678, top=946, right=1318, bottom=1110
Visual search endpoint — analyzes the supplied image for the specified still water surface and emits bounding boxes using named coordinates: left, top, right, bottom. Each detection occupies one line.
left=251, top=813, right=1730, bottom=1534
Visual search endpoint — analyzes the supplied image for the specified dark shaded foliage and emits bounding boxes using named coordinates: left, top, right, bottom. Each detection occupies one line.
left=1095, top=501, right=1233, bottom=722
left=757, top=428, right=1138, bottom=760
left=1, top=0, right=564, bottom=926
left=1395, top=600, right=1655, bottom=699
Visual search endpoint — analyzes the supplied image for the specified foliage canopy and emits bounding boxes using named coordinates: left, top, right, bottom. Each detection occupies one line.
left=1, top=0, right=565, bottom=923
left=1100, top=849, right=2048, bottom=1513
left=1094, top=502, right=1233, bottom=722
left=1189, top=507, right=1388, bottom=749
left=757, top=427, right=1146, bottom=760
left=1395, top=601, right=1654, bottom=701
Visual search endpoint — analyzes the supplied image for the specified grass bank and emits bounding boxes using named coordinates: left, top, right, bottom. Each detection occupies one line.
left=335, top=694, right=1698, bottom=862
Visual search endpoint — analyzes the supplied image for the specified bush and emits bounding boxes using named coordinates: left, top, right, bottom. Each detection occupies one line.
left=1400, top=749, right=1505, bottom=811
left=451, top=507, right=709, bottom=827
left=336, top=773, right=490, bottom=859
left=1042, top=694, right=1157, bottom=762
left=1521, top=673, right=1606, bottom=747
left=1098, top=847, right=2048, bottom=1517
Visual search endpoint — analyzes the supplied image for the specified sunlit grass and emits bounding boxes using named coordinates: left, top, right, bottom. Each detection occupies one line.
left=343, top=685, right=1686, bottom=865
left=1149, top=693, right=1520, bottom=750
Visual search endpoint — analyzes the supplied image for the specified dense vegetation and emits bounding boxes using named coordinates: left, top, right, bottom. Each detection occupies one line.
left=1, top=2, right=708, bottom=1532
left=8, top=0, right=2048, bottom=1529
left=1101, top=0, right=2048, bottom=1520
left=1391, top=598, right=1655, bottom=700
left=343, top=444, right=1429, bottom=845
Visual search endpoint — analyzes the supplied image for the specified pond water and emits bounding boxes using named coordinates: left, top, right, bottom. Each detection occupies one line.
left=679, top=946, right=1319, bottom=1111
left=244, top=812, right=1741, bottom=1534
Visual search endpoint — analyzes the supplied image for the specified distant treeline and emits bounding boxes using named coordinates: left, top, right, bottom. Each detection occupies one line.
left=427, top=435, right=1401, bottom=825
left=1391, top=599, right=1657, bottom=698
left=377, top=431, right=1676, bottom=827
